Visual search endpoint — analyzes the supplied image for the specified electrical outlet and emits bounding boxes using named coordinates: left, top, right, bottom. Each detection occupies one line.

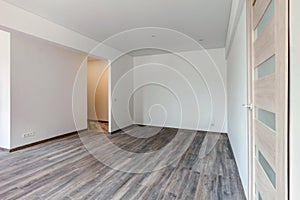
left=211, top=123, right=215, bottom=127
left=22, top=132, right=35, bottom=138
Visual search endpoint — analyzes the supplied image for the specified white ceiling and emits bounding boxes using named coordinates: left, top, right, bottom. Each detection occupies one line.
left=4, top=0, right=232, bottom=54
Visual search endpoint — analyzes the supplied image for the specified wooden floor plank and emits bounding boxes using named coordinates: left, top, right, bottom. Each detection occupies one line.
left=0, top=124, right=245, bottom=199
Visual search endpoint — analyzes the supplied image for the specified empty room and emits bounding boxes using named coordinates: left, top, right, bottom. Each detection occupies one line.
left=0, top=0, right=299, bottom=199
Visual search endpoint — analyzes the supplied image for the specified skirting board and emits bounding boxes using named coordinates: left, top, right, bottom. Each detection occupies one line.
left=1, top=124, right=227, bottom=152
left=2, top=129, right=87, bottom=152
left=133, top=123, right=227, bottom=135
left=111, top=123, right=227, bottom=136
left=88, top=119, right=108, bottom=123
left=109, top=124, right=136, bottom=135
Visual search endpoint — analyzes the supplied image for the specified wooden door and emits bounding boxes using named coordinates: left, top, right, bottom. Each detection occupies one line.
left=247, top=0, right=289, bottom=199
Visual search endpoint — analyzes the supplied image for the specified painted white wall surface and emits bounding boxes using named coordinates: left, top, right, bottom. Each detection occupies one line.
left=290, top=0, right=300, bottom=198
left=226, top=0, right=240, bottom=49
left=226, top=3, right=248, bottom=197
left=87, top=60, right=109, bottom=121
left=133, top=48, right=227, bottom=132
left=225, top=0, right=245, bottom=58
left=72, top=59, right=88, bottom=134
left=0, top=30, right=11, bottom=149
left=10, top=30, right=87, bottom=148
left=0, top=0, right=136, bottom=137
left=110, top=55, right=134, bottom=132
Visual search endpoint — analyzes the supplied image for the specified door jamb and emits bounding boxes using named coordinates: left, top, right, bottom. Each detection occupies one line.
left=246, top=0, right=254, bottom=199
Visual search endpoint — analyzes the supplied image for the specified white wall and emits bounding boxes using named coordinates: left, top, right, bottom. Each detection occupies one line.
left=87, top=60, right=109, bottom=121
left=226, top=3, right=248, bottom=197
left=10, top=30, right=87, bottom=148
left=0, top=30, right=11, bottom=149
left=133, top=49, right=227, bottom=132
left=0, top=27, right=134, bottom=144
left=225, top=0, right=246, bottom=57
left=110, top=55, right=134, bottom=132
left=290, top=0, right=300, bottom=198
left=0, top=1, right=135, bottom=145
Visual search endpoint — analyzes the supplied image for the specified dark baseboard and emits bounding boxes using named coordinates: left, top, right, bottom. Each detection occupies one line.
left=3, top=124, right=227, bottom=152
left=8, top=129, right=88, bottom=152
left=133, top=123, right=227, bottom=135
left=109, top=124, right=136, bottom=135
left=135, top=124, right=146, bottom=127
left=88, top=119, right=108, bottom=123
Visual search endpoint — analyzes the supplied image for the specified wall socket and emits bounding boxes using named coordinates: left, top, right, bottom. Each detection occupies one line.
left=22, top=132, right=35, bottom=138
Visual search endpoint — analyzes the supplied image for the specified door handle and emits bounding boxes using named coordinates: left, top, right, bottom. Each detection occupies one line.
left=242, top=103, right=253, bottom=110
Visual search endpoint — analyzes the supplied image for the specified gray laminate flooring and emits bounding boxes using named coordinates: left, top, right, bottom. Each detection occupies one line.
left=0, top=125, right=246, bottom=200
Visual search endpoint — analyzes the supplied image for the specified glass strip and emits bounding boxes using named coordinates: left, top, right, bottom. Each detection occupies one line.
left=256, top=108, right=276, bottom=131
left=258, top=151, right=276, bottom=188
left=258, top=192, right=263, bottom=200
left=256, top=0, right=275, bottom=36
left=255, top=55, right=275, bottom=79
